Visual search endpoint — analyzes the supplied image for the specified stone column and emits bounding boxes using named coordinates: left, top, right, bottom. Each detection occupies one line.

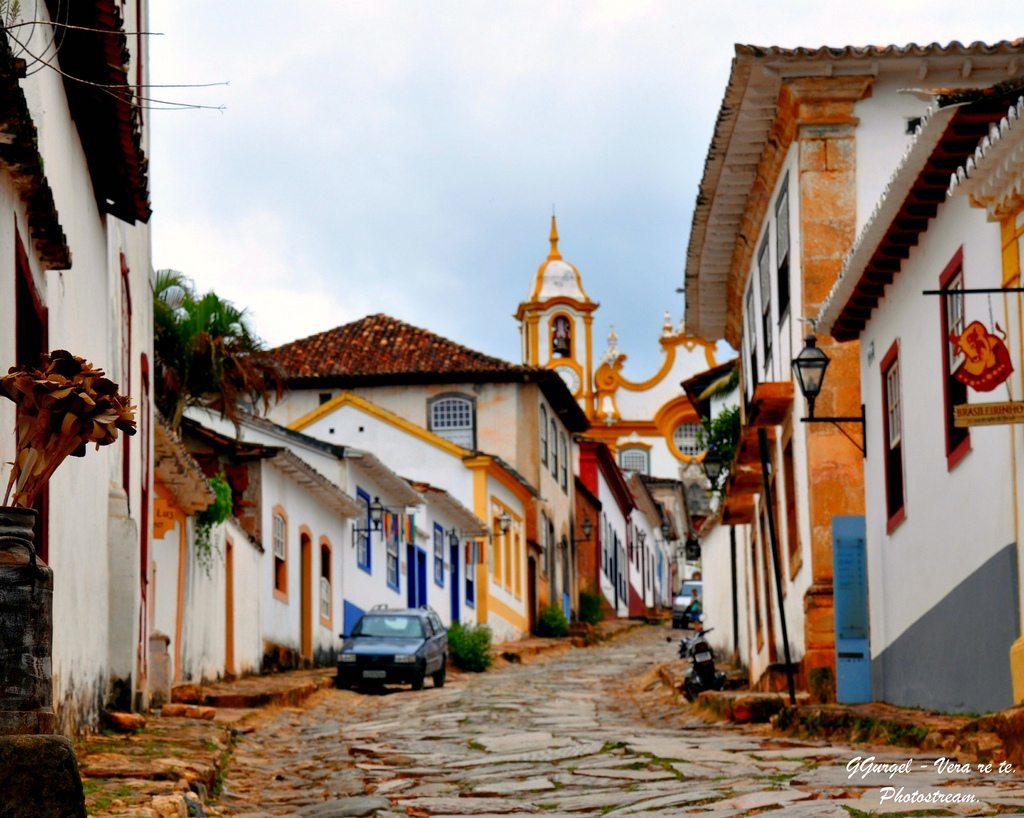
left=791, top=76, right=871, bottom=701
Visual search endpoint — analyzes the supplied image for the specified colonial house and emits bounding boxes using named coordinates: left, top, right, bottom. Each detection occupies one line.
left=0, top=3, right=154, bottom=732
left=577, top=439, right=634, bottom=618
left=818, top=79, right=1024, bottom=711
left=626, top=473, right=668, bottom=615
left=180, top=416, right=364, bottom=670
left=275, top=384, right=537, bottom=640
left=404, top=481, right=490, bottom=628
left=684, top=40, right=1024, bottom=699
left=268, top=313, right=588, bottom=636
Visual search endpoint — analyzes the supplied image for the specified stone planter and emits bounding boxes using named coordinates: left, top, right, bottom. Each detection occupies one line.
left=0, top=507, right=55, bottom=735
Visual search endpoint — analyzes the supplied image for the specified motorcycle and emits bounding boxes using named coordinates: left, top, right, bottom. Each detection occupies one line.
left=679, top=626, right=726, bottom=702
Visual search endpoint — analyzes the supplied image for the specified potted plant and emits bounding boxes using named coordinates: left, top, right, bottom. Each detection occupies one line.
left=0, top=350, right=135, bottom=735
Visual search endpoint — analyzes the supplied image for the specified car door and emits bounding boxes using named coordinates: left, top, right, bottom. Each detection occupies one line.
left=422, top=616, right=441, bottom=673
left=429, top=613, right=447, bottom=664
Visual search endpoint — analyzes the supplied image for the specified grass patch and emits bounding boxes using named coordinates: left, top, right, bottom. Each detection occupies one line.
left=601, top=741, right=627, bottom=753
left=467, top=739, right=485, bottom=752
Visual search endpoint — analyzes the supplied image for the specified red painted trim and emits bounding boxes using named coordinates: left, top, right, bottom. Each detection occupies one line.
left=937, top=248, right=971, bottom=470
left=886, top=506, right=907, bottom=535
left=880, top=340, right=906, bottom=533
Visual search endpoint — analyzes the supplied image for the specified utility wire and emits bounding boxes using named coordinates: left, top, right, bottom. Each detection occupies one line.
left=5, top=26, right=226, bottom=111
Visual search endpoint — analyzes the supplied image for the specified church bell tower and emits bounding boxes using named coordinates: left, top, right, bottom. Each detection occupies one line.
left=515, top=217, right=598, bottom=412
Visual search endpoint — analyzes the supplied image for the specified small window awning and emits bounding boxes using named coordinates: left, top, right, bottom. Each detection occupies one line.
left=745, top=382, right=794, bottom=428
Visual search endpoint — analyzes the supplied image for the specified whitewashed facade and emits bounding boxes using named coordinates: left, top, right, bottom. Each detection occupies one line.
left=0, top=3, right=155, bottom=732
left=685, top=41, right=1024, bottom=698
left=819, top=81, right=1024, bottom=711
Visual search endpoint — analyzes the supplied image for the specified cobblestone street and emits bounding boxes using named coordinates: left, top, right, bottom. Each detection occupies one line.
left=211, top=626, right=1024, bottom=817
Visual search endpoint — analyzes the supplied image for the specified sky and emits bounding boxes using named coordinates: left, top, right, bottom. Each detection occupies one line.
left=148, top=1, right=1017, bottom=378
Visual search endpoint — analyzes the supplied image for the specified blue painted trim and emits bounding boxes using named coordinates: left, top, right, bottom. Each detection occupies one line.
left=356, top=487, right=372, bottom=574
left=465, top=542, right=476, bottom=608
left=433, top=523, right=445, bottom=588
left=342, top=600, right=365, bottom=638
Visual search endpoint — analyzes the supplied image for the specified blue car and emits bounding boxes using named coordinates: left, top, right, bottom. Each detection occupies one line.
left=336, top=607, right=448, bottom=691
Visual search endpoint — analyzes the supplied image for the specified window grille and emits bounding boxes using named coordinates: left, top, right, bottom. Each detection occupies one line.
left=433, top=524, right=444, bottom=585
left=386, top=538, right=399, bottom=588
left=429, top=396, right=475, bottom=449
left=540, top=404, right=548, bottom=465
left=273, top=514, right=285, bottom=560
left=620, top=447, right=649, bottom=474
left=320, top=576, right=330, bottom=618
left=673, top=423, right=705, bottom=457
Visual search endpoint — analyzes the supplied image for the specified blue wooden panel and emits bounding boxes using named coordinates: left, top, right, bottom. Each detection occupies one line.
left=416, top=548, right=428, bottom=609
left=833, top=515, right=871, bottom=703
left=342, top=600, right=365, bottom=637
left=562, top=591, right=571, bottom=620
left=450, top=544, right=460, bottom=625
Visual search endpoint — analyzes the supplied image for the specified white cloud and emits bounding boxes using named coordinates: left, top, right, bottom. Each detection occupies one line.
left=149, top=0, right=1022, bottom=373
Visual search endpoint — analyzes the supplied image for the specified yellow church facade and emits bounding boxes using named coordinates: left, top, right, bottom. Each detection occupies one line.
left=516, top=217, right=722, bottom=480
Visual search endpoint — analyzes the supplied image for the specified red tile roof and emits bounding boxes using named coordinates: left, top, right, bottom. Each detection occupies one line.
left=271, top=313, right=529, bottom=381
left=272, top=313, right=590, bottom=432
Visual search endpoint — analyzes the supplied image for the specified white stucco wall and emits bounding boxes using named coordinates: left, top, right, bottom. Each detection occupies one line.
left=597, top=471, right=630, bottom=618
left=260, top=461, right=348, bottom=664
left=856, top=194, right=1011, bottom=656
left=0, top=2, right=155, bottom=732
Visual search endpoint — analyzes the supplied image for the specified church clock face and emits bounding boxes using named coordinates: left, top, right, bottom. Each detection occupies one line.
left=553, top=364, right=581, bottom=395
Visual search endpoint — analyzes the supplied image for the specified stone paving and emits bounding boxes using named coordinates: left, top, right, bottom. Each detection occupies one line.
left=210, top=625, right=1024, bottom=817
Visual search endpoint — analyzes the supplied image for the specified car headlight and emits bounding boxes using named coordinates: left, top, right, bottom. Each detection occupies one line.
left=393, top=654, right=418, bottom=664
left=339, top=653, right=357, bottom=663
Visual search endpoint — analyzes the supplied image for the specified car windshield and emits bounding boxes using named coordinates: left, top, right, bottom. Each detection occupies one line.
left=354, top=615, right=424, bottom=639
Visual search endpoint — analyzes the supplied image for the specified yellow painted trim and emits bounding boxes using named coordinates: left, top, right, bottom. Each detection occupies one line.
left=593, top=332, right=718, bottom=395
left=584, top=315, right=594, bottom=415
left=290, top=391, right=469, bottom=458
left=618, top=440, right=653, bottom=451
left=486, top=593, right=529, bottom=632
left=470, top=463, right=490, bottom=622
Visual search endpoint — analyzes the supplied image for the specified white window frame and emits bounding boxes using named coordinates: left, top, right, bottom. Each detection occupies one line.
left=273, top=514, right=285, bottom=560
left=673, top=423, right=705, bottom=457
left=428, top=394, right=475, bottom=449
left=620, top=447, right=650, bottom=475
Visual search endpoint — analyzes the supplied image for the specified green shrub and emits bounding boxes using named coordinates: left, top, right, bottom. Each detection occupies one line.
left=536, top=603, right=570, bottom=637
left=448, top=623, right=493, bottom=672
left=577, top=590, right=604, bottom=625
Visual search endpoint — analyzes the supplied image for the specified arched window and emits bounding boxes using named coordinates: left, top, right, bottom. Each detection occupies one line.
left=320, top=540, right=332, bottom=623
left=428, top=394, right=475, bottom=449
left=552, top=316, right=572, bottom=357
left=673, top=423, right=705, bottom=457
left=272, top=507, right=288, bottom=600
left=550, top=418, right=559, bottom=478
left=620, top=447, right=650, bottom=475
left=559, top=433, right=568, bottom=491
left=540, top=404, right=548, bottom=465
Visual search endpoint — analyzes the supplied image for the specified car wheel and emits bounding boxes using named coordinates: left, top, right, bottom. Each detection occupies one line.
left=335, top=675, right=351, bottom=690
left=411, top=673, right=425, bottom=691
left=433, top=660, right=446, bottom=688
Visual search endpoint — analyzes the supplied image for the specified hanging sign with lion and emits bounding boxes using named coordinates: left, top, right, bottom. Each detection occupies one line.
left=950, top=320, right=1014, bottom=392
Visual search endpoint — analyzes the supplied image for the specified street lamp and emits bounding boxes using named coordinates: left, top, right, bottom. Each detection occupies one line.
left=660, top=519, right=672, bottom=539
left=702, top=450, right=726, bottom=489
left=684, top=534, right=701, bottom=561
left=448, top=528, right=460, bottom=548
left=574, top=515, right=593, bottom=542
left=791, top=334, right=866, bottom=457
left=369, top=496, right=385, bottom=530
left=791, top=334, right=830, bottom=419
left=496, top=510, right=512, bottom=535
